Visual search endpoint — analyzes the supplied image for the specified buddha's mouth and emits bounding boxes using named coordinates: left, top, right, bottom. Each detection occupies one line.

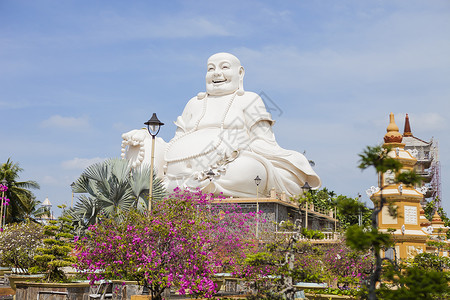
left=213, top=79, right=227, bottom=84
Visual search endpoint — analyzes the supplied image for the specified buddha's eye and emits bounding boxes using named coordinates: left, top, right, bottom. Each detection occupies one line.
left=208, top=67, right=214, bottom=72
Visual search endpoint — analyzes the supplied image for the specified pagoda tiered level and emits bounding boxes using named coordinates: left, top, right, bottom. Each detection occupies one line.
left=369, top=113, right=448, bottom=260
left=402, top=114, right=441, bottom=206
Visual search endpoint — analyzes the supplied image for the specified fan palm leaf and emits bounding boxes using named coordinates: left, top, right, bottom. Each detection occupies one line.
left=71, top=158, right=166, bottom=229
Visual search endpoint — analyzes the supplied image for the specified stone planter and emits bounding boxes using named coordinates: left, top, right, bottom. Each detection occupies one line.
left=15, top=281, right=91, bottom=300
left=111, top=281, right=170, bottom=300
left=111, top=280, right=144, bottom=300
left=305, top=293, right=356, bottom=299
left=5, top=274, right=45, bottom=291
left=0, top=267, right=11, bottom=277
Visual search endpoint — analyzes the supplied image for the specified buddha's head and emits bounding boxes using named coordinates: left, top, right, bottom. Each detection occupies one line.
left=205, top=53, right=245, bottom=96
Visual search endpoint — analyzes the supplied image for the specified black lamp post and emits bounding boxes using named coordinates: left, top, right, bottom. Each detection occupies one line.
left=301, top=182, right=311, bottom=230
left=144, top=113, right=164, bottom=213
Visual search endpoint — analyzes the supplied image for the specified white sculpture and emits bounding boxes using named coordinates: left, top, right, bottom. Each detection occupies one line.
left=366, top=186, right=380, bottom=197
left=121, top=53, right=321, bottom=197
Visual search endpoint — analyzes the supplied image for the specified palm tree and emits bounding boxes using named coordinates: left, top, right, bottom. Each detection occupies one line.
left=68, top=158, right=165, bottom=233
left=1, top=158, right=40, bottom=223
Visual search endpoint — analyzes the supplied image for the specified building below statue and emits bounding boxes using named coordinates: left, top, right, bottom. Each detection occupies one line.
left=213, top=187, right=338, bottom=242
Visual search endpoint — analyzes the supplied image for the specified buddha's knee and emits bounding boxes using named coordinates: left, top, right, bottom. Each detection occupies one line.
left=220, top=156, right=267, bottom=190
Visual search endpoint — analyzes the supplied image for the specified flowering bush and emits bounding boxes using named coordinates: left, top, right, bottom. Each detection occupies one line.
left=0, top=221, right=45, bottom=273
left=320, top=242, right=372, bottom=286
left=241, top=238, right=373, bottom=298
left=75, top=188, right=257, bottom=300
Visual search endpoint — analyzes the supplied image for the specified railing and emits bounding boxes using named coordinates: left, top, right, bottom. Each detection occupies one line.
left=275, top=231, right=340, bottom=242
left=300, top=203, right=335, bottom=218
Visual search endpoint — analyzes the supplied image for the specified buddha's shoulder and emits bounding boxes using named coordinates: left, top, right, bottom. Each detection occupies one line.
left=241, top=91, right=260, bottom=98
left=237, top=91, right=264, bottom=105
left=185, top=95, right=202, bottom=106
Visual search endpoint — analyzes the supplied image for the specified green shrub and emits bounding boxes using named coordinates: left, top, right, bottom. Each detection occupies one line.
left=32, top=209, right=76, bottom=282
left=301, top=228, right=325, bottom=239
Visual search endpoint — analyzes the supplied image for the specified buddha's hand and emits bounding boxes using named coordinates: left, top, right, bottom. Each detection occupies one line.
left=121, top=129, right=150, bottom=168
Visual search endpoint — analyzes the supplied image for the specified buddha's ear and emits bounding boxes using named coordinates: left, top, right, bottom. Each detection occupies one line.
left=237, top=66, right=245, bottom=96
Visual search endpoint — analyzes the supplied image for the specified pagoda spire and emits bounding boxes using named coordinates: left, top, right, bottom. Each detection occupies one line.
left=384, top=112, right=403, bottom=144
left=403, top=113, right=412, bottom=137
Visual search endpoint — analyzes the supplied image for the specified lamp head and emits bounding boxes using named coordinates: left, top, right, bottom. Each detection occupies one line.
left=254, top=175, right=261, bottom=186
left=301, top=182, right=311, bottom=192
left=145, top=113, right=164, bottom=137
left=206, top=169, right=215, bottom=181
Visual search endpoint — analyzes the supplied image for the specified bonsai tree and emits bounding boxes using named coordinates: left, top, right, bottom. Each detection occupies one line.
left=32, top=205, right=76, bottom=282
left=0, top=221, right=45, bottom=273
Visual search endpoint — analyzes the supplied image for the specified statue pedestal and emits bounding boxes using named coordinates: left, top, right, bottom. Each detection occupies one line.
left=212, top=192, right=337, bottom=237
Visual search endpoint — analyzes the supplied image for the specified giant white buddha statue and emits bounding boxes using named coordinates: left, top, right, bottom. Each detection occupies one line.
left=121, top=52, right=321, bottom=197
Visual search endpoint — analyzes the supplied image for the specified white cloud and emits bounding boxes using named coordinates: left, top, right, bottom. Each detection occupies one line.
left=61, top=157, right=106, bottom=170
left=41, top=115, right=90, bottom=130
left=41, top=175, right=59, bottom=185
left=75, top=13, right=235, bottom=45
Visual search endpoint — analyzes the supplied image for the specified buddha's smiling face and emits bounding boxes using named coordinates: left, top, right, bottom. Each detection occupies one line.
left=205, top=53, right=244, bottom=96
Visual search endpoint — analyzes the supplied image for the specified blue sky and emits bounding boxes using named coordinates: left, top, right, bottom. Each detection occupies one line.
left=1, top=0, right=449, bottom=216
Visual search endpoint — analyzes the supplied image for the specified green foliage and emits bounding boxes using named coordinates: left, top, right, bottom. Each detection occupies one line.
left=0, top=158, right=40, bottom=223
left=413, top=252, right=450, bottom=272
left=295, top=187, right=372, bottom=230
left=424, top=198, right=436, bottom=221
left=299, top=188, right=336, bottom=211
left=395, top=170, right=423, bottom=186
left=67, top=158, right=166, bottom=234
left=358, top=145, right=402, bottom=174
left=355, top=145, right=425, bottom=300
left=0, top=221, right=45, bottom=273
left=423, top=197, right=450, bottom=239
left=335, top=195, right=372, bottom=229
left=378, top=263, right=450, bottom=299
left=346, top=225, right=392, bottom=252
left=242, top=238, right=373, bottom=299
left=306, top=287, right=360, bottom=297
left=32, top=206, right=75, bottom=282
left=300, top=228, right=325, bottom=240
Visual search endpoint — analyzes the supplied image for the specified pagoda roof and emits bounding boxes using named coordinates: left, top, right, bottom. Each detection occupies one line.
left=402, top=135, right=430, bottom=147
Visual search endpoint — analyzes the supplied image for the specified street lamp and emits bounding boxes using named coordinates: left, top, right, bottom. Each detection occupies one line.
left=358, top=193, right=362, bottom=226
left=70, top=182, right=75, bottom=208
left=254, top=176, right=261, bottom=239
left=145, top=113, right=164, bottom=213
left=0, top=179, right=7, bottom=230
left=206, top=169, right=215, bottom=194
left=301, top=182, right=312, bottom=230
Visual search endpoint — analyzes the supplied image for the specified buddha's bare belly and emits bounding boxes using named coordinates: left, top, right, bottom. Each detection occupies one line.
left=164, top=127, right=245, bottom=175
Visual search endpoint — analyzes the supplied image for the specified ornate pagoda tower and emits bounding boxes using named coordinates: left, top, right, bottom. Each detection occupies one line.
left=370, top=113, right=428, bottom=260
